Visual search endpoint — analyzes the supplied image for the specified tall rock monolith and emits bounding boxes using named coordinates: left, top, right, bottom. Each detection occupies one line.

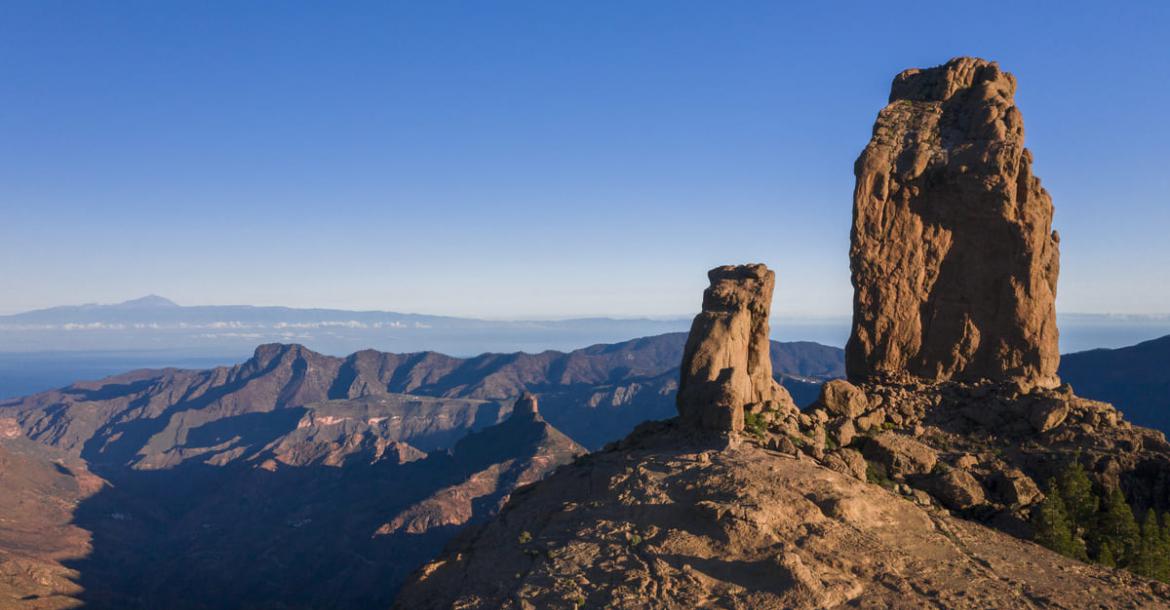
left=677, top=264, right=796, bottom=432
left=847, top=57, right=1060, bottom=388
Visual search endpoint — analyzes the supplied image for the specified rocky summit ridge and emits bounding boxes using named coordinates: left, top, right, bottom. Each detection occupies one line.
left=394, top=255, right=1170, bottom=607
left=394, top=423, right=1166, bottom=609
left=394, top=58, right=1170, bottom=609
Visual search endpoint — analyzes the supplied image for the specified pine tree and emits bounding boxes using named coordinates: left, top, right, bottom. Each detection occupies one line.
left=1034, top=478, right=1081, bottom=559
left=1059, top=460, right=1098, bottom=534
left=1098, top=543, right=1117, bottom=568
left=1096, top=487, right=1140, bottom=568
left=1132, top=510, right=1160, bottom=578
left=1151, top=510, right=1170, bottom=583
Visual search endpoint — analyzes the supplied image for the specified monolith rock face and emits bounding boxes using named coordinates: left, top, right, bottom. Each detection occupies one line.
left=677, top=263, right=796, bottom=432
left=847, top=57, right=1061, bottom=388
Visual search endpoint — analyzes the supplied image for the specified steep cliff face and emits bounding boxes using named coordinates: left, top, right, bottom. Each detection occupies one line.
left=847, top=57, right=1060, bottom=387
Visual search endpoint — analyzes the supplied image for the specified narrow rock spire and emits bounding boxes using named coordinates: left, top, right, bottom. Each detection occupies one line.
left=512, top=392, right=541, bottom=421
left=677, top=264, right=796, bottom=432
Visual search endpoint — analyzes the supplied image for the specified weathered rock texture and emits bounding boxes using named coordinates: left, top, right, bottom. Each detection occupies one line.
left=847, top=57, right=1061, bottom=387
left=676, top=264, right=795, bottom=432
left=394, top=424, right=1170, bottom=609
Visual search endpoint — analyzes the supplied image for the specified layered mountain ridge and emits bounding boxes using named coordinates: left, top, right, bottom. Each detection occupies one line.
left=0, top=335, right=841, bottom=609
left=1, top=334, right=842, bottom=470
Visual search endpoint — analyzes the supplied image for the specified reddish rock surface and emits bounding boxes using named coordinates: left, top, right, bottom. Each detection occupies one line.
left=677, top=264, right=796, bottom=431
left=847, top=57, right=1060, bottom=387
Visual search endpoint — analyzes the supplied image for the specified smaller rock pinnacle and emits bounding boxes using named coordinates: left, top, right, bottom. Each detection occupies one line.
left=513, top=393, right=541, bottom=421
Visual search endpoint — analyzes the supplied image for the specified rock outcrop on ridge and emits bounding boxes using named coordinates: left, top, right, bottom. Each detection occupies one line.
left=830, top=58, right=1170, bottom=533
left=394, top=259, right=1170, bottom=608
left=847, top=57, right=1061, bottom=387
left=677, top=264, right=797, bottom=432
left=394, top=427, right=1168, bottom=609
left=512, top=392, right=541, bottom=420
left=379, top=394, right=585, bottom=537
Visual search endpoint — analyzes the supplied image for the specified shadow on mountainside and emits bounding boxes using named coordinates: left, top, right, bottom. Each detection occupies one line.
left=63, top=459, right=451, bottom=609
left=62, top=415, right=573, bottom=610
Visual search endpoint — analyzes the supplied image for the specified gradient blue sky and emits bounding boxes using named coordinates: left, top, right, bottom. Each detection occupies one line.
left=2, top=1, right=1168, bottom=318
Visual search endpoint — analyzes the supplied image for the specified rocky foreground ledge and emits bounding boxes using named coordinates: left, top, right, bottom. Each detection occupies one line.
left=393, top=421, right=1168, bottom=609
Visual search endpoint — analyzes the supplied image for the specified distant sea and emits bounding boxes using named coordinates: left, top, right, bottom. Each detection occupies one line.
left=0, top=351, right=242, bottom=400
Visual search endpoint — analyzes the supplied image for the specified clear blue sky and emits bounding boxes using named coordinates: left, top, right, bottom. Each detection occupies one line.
left=2, top=1, right=1167, bottom=318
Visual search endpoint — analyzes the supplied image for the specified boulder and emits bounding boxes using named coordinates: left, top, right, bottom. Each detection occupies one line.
left=823, top=448, right=868, bottom=481
left=1028, top=399, right=1069, bottom=433
left=677, top=264, right=797, bottom=432
left=922, top=468, right=986, bottom=510
left=855, top=409, right=886, bottom=432
left=829, top=418, right=856, bottom=448
left=816, top=380, right=868, bottom=418
left=861, top=432, right=938, bottom=478
left=987, top=468, right=1042, bottom=506
left=846, top=57, right=1061, bottom=388
left=766, top=435, right=799, bottom=455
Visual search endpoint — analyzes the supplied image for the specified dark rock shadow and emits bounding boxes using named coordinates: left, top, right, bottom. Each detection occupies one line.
left=61, top=403, right=573, bottom=609
left=64, top=453, right=477, bottom=609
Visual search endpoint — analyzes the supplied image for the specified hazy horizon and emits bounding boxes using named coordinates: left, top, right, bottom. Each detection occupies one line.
left=5, top=293, right=1170, bottom=321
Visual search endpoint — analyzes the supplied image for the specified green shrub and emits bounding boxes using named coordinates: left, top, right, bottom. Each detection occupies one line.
left=743, top=412, right=767, bottom=437
left=865, top=461, right=893, bottom=488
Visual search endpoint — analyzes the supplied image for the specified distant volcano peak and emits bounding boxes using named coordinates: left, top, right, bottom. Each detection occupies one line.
left=116, top=295, right=180, bottom=308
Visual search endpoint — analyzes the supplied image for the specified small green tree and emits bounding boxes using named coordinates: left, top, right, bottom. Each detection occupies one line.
left=1158, top=514, right=1170, bottom=581
left=1098, top=543, right=1116, bottom=568
left=1034, top=478, right=1084, bottom=559
left=1058, top=460, right=1098, bottom=534
left=1132, top=510, right=1161, bottom=578
left=1096, top=487, right=1140, bottom=568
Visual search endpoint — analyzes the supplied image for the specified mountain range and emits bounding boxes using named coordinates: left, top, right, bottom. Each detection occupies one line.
left=1059, top=335, right=1170, bottom=435
left=2, top=324, right=1167, bottom=608
left=0, top=334, right=842, bottom=608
